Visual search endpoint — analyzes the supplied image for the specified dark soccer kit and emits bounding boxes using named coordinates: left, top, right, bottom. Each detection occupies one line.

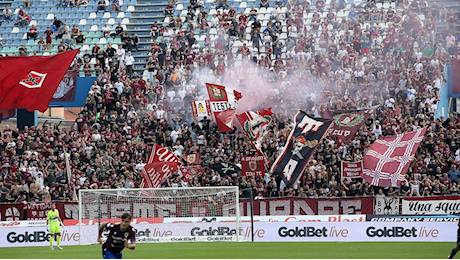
left=102, top=223, right=136, bottom=259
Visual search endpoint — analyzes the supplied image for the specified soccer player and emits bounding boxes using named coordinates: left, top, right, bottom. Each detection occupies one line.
left=449, top=220, right=460, bottom=259
left=46, top=202, right=64, bottom=250
left=98, top=213, right=136, bottom=259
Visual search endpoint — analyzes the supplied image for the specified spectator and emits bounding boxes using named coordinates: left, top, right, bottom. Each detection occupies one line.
left=131, top=33, right=140, bottom=51
left=2, top=6, right=13, bottom=21
left=124, top=51, right=135, bottom=77
left=44, top=26, right=54, bottom=50
left=27, top=24, right=39, bottom=41
left=112, top=0, right=121, bottom=12
left=448, top=165, right=460, bottom=183
left=56, top=22, right=69, bottom=40
left=51, top=17, right=63, bottom=33
left=18, top=44, right=28, bottom=56
left=165, top=2, right=175, bottom=16
left=260, top=0, right=269, bottom=8
left=96, top=0, right=107, bottom=13
left=17, top=11, right=30, bottom=27
left=74, top=31, right=86, bottom=44
left=37, top=37, right=45, bottom=52
left=101, top=23, right=111, bottom=38
left=111, top=22, right=124, bottom=37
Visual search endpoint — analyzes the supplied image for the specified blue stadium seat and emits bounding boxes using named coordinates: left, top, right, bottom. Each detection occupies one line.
left=61, top=13, right=69, bottom=19
left=47, top=1, right=54, bottom=7
left=76, top=13, right=83, bottom=19
left=125, top=12, right=132, bottom=18
left=50, top=7, right=58, bottom=13
left=121, top=5, right=127, bottom=11
left=69, top=13, right=76, bottom=19
left=82, top=13, right=90, bottom=19
left=96, top=12, right=103, bottom=18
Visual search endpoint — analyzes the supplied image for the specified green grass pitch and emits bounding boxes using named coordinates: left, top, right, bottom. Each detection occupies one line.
left=0, top=242, right=454, bottom=259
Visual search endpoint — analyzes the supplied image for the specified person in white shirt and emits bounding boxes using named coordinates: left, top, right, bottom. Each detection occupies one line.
left=413, top=59, right=423, bottom=73
left=167, top=89, right=176, bottom=101
left=172, top=141, right=184, bottom=156
left=385, top=96, right=395, bottom=109
left=124, top=51, right=135, bottom=78
left=114, top=79, right=124, bottom=98
left=406, top=87, right=416, bottom=101
left=116, top=45, right=125, bottom=70
left=373, top=120, right=382, bottom=140
left=146, top=101, right=156, bottom=112
left=178, top=88, right=186, bottom=99
left=210, top=14, right=219, bottom=28
left=2, top=6, right=12, bottom=20
left=101, top=23, right=111, bottom=38
left=156, top=105, right=166, bottom=121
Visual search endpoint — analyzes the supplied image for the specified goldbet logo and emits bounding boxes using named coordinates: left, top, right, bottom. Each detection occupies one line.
left=366, top=226, right=439, bottom=238
left=278, top=227, right=349, bottom=237
left=7, top=231, right=52, bottom=243
left=366, top=227, right=417, bottom=237
left=190, top=227, right=237, bottom=236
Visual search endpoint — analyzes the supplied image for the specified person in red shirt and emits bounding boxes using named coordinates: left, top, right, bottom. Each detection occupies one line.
left=27, top=24, right=38, bottom=40
left=44, top=26, right=54, bottom=51
left=215, top=61, right=225, bottom=77
left=84, top=63, right=92, bottom=77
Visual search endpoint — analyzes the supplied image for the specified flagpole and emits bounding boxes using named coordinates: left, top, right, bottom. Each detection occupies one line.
left=64, top=146, right=77, bottom=201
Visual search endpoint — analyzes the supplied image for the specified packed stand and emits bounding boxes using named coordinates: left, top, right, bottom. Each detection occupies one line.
left=1, top=0, right=460, bottom=204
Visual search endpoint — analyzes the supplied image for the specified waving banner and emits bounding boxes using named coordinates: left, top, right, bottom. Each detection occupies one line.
left=341, top=161, right=363, bottom=179
left=241, top=155, right=265, bottom=177
left=270, top=111, right=333, bottom=188
left=180, top=165, right=204, bottom=182
left=51, top=71, right=78, bottom=102
left=236, top=108, right=273, bottom=154
left=141, top=144, right=180, bottom=188
left=362, top=128, right=427, bottom=187
left=206, top=83, right=242, bottom=132
left=324, top=106, right=378, bottom=144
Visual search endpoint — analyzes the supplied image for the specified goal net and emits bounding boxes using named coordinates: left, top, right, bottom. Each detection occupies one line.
left=78, top=187, right=242, bottom=245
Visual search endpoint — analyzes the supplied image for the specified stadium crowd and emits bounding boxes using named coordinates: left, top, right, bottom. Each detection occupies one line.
left=1, top=0, right=460, bottom=204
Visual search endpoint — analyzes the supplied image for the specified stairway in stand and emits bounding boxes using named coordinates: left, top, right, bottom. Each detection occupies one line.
left=125, top=0, right=169, bottom=73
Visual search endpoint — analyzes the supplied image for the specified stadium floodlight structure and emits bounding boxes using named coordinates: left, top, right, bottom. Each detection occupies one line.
left=79, top=187, right=241, bottom=244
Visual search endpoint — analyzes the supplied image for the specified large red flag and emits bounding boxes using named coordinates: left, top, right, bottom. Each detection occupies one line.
left=362, top=128, right=427, bottom=187
left=0, top=49, right=79, bottom=112
left=140, top=144, right=180, bottom=188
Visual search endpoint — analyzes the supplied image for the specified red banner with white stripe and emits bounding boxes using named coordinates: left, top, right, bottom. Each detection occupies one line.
left=141, top=144, right=180, bottom=188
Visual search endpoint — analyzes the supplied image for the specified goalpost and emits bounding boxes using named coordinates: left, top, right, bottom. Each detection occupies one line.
left=78, top=187, right=242, bottom=245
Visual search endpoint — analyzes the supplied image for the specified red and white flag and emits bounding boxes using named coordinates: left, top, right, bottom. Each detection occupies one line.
left=341, top=161, right=363, bottom=179
left=206, top=83, right=242, bottom=132
left=180, top=165, right=203, bottom=182
left=190, top=100, right=212, bottom=118
left=140, top=144, right=180, bottom=188
left=0, top=50, right=79, bottom=112
left=236, top=108, right=273, bottom=154
left=362, top=128, right=427, bottom=187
